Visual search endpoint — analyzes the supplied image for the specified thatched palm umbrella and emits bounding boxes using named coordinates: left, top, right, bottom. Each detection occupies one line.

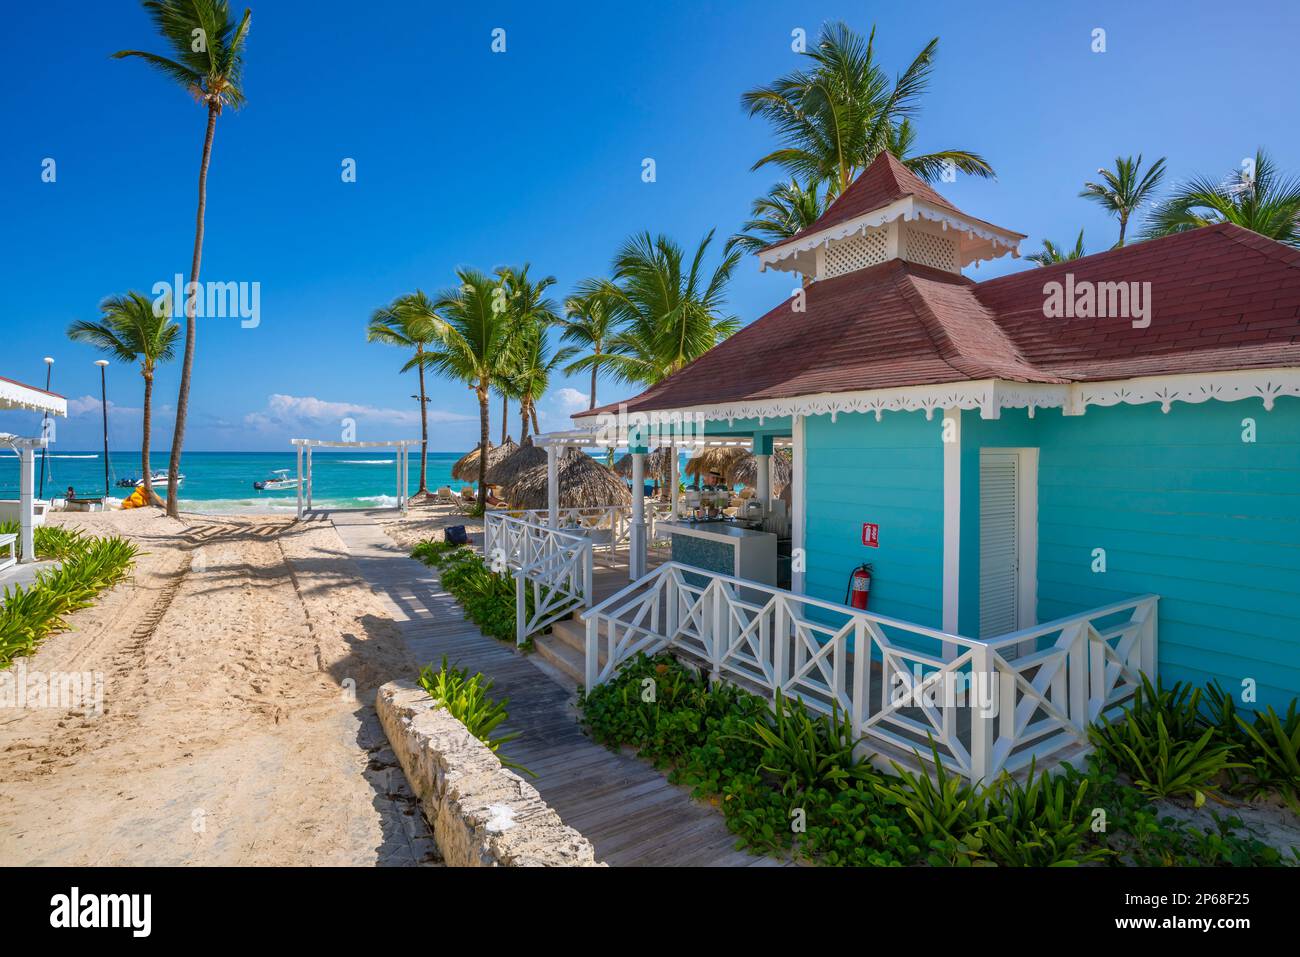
left=503, top=448, right=631, bottom=510
left=613, top=447, right=675, bottom=481
left=683, top=446, right=748, bottom=485
left=485, top=436, right=548, bottom=488
left=731, top=448, right=793, bottom=494
left=452, top=437, right=516, bottom=484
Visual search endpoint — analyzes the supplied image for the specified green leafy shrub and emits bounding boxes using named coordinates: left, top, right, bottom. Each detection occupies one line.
left=981, top=761, right=1110, bottom=866
left=1235, top=703, right=1300, bottom=810
left=1122, top=808, right=1292, bottom=867
left=0, top=534, right=138, bottom=666
left=732, top=689, right=872, bottom=797
left=875, top=744, right=991, bottom=865
left=417, top=656, right=530, bottom=775
left=0, top=521, right=90, bottom=562
left=413, top=543, right=529, bottom=645
left=409, top=539, right=466, bottom=568
left=1088, top=675, right=1244, bottom=805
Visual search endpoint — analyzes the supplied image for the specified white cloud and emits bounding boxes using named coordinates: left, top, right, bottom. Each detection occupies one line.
left=242, top=393, right=473, bottom=435
left=552, top=387, right=589, bottom=413
left=67, top=395, right=142, bottom=417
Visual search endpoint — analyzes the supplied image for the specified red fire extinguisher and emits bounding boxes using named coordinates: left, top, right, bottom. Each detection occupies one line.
left=845, top=563, right=873, bottom=610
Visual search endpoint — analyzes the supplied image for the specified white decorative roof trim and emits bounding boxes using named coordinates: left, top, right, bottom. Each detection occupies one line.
left=572, top=368, right=1300, bottom=433
left=0, top=377, right=66, bottom=416
left=757, top=197, right=1023, bottom=273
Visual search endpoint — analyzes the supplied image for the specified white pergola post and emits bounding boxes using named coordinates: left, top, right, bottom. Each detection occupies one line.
left=755, top=451, right=771, bottom=508
left=402, top=445, right=409, bottom=512
left=546, top=445, right=559, bottom=528
left=296, top=444, right=304, bottom=520
left=306, top=446, right=313, bottom=511
left=630, top=450, right=646, bottom=581
left=18, top=445, right=35, bottom=564
left=669, top=443, right=679, bottom=520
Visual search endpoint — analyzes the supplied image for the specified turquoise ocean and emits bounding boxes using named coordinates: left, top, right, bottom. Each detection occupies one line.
left=0, top=450, right=470, bottom=515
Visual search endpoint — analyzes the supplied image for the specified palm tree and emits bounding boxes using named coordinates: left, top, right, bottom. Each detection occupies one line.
left=741, top=22, right=994, bottom=196
left=367, top=292, right=441, bottom=497
left=114, top=0, right=251, bottom=518
left=1143, top=149, right=1300, bottom=248
left=422, top=270, right=512, bottom=509
left=67, top=292, right=179, bottom=506
left=558, top=289, right=617, bottom=410
left=588, top=230, right=741, bottom=387
left=725, top=179, right=831, bottom=258
left=495, top=265, right=560, bottom=440
left=508, top=325, right=577, bottom=438
left=1079, top=154, right=1167, bottom=246
left=1026, top=229, right=1087, bottom=266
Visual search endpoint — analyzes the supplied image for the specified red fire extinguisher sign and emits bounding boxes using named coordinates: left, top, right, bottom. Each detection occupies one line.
left=862, top=523, right=879, bottom=548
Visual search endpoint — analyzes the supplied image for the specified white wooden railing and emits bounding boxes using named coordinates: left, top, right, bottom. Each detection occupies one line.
left=489, top=503, right=673, bottom=553
left=582, top=562, right=1158, bottom=784
left=483, top=511, right=593, bottom=646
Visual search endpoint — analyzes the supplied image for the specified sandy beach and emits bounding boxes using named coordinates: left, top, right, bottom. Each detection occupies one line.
left=0, top=508, right=439, bottom=866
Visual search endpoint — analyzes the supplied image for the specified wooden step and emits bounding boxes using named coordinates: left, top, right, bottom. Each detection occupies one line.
left=533, top=633, right=584, bottom=684
left=550, top=616, right=587, bottom=654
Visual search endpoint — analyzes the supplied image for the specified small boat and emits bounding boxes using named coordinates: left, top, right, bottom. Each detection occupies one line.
left=116, top=470, right=182, bottom=489
left=253, top=469, right=300, bottom=492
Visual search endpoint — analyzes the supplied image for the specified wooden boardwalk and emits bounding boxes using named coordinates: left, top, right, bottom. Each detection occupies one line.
left=327, top=511, right=786, bottom=867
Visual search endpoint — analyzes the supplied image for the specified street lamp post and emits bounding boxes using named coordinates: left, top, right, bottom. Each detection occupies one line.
left=37, top=356, right=54, bottom=498
left=95, top=359, right=110, bottom=499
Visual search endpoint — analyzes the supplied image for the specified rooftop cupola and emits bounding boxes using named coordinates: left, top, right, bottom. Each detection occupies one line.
left=756, top=152, right=1025, bottom=281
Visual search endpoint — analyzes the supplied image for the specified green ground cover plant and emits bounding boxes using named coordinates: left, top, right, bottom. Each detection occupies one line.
left=580, top=653, right=1299, bottom=867
left=0, top=533, right=139, bottom=666
left=411, top=540, right=535, bottom=646
left=417, top=656, right=530, bottom=774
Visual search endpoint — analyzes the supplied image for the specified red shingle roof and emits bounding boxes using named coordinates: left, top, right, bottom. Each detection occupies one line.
left=578, top=223, right=1300, bottom=419
left=974, top=224, right=1300, bottom=379
left=762, top=152, right=1019, bottom=254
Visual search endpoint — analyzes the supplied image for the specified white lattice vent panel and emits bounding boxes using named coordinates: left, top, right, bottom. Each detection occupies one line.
left=823, top=228, right=889, bottom=278
left=904, top=228, right=959, bottom=272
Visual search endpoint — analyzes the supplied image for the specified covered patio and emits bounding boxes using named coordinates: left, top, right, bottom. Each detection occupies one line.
left=1, top=374, right=68, bottom=572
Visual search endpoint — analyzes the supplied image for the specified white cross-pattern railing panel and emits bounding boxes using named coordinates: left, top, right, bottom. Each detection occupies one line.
left=491, top=503, right=673, bottom=553
left=582, top=562, right=1158, bottom=783
left=483, top=512, right=593, bottom=646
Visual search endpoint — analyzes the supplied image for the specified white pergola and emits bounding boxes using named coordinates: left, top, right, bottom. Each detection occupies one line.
left=532, top=427, right=789, bottom=580
left=1, top=375, right=68, bottom=564
left=289, top=438, right=420, bottom=520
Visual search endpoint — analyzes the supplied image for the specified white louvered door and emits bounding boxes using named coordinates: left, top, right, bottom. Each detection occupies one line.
left=979, top=451, right=1020, bottom=638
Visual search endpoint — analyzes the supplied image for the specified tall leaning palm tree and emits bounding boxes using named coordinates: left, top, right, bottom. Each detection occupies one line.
left=1026, top=229, right=1087, bottom=267
left=1143, top=149, right=1300, bottom=248
left=742, top=22, right=993, bottom=196
left=592, top=230, right=741, bottom=388
left=114, top=0, right=251, bottom=518
left=1079, top=154, right=1167, bottom=246
left=68, top=292, right=179, bottom=506
left=367, top=292, right=441, bottom=496
left=423, top=270, right=512, bottom=510
left=559, top=289, right=617, bottom=410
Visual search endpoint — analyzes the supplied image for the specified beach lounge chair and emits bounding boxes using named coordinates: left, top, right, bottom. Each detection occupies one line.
left=435, top=486, right=455, bottom=505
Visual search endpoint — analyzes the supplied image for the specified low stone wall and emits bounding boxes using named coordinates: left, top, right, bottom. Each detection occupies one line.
left=376, top=680, right=602, bottom=866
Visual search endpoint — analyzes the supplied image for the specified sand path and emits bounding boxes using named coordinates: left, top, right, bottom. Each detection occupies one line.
left=0, top=510, right=437, bottom=866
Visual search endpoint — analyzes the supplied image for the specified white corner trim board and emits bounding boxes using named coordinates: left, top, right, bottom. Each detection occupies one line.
left=581, top=368, right=1300, bottom=431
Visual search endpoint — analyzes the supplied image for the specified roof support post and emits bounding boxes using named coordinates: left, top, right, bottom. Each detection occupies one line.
left=296, top=444, right=303, bottom=521
left=546, top=445, right=559, bottom=529
left=18, top=444, right=35, bottom=564
left=630, top=450, right=646, bottom=581
left=668, top=442, right=679, bottom=521
left=306, top=446, right=313, bottom=511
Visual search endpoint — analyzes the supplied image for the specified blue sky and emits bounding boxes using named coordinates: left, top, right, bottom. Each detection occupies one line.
left=2, top=0, right=1298, bottom=452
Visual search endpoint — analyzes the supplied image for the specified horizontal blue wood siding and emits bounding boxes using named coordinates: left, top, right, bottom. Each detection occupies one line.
left=959, top=399, right=1300, bottom=709
left=804, top=411, right=945, bottom=628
